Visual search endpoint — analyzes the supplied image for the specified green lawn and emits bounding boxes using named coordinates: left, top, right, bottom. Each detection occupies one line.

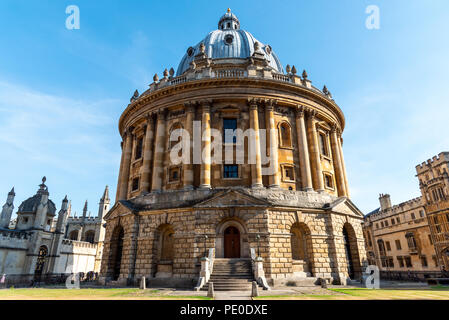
left=0, top=288, right=211, bottom=300
left=256, top=287, right=449, bottom=300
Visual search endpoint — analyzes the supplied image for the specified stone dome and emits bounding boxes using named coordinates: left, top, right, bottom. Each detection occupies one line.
left=18, top=194, right=56, bottom=216
left=17, top=179, right=56, bottom=216
left=176, top=10, right=284, bottom=76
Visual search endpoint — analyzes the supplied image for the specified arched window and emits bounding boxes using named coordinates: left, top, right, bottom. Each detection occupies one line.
left=279, top=122, right=292, bottom=148
left=290, top=223, right=313, bottom=276
left=83, top=230, right=96, bottom=244
left=158, top=225, right=175, bottom=262
left=69, top=230, right=79, bottom=241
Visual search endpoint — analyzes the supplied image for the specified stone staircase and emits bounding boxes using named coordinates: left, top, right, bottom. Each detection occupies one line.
left=202, top=258, right=257, bottom=291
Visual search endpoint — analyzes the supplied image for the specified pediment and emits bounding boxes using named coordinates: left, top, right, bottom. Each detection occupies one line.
left=103, top=201, right=134, bottom=221
left=325, top=197, right=364, bottom=217
left=194, top=189, right=271, bottom=208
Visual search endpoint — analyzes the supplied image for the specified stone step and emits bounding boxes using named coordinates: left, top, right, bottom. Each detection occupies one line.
left=210, top=275, right=254, bottom=279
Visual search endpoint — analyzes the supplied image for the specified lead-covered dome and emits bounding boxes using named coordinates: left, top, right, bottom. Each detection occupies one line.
left=176, top=10, right=284, bottom=76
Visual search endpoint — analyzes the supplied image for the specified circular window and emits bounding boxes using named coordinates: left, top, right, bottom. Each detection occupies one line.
left=187, top=47, right=195, bottom=57
left=265, top=45, right=272, bottom=55
left=224, top=34, right=234, bottom=45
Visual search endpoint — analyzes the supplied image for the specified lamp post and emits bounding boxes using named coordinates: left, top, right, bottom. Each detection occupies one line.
left=256, top=234, right=260, bottom=258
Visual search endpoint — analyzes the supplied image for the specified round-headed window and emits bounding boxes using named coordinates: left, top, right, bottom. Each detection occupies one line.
left=224, top=34, right=234, bottom=45
left=265, top=45, right=272, bottom=55
left=187, top=47, right=195, bottom=57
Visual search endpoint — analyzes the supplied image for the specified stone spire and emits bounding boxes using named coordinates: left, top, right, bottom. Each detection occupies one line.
left=82, top=200, right=88, bottom=221
left=56, top=196, right=69, bottom=233
left=34, top=177, right=49, bottom=229
left=96, top=186, right=111, bottom=243
left=0, top=187, right=16, bottom=229
left=100, top=185, right=110, bottom=203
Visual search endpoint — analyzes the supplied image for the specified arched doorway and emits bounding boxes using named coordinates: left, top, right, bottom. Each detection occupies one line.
left=108, top=226, right=124, bottom=281
left=224, top=226, right=240, bottom=258
left=34, top=245, right=48, bottom=282
left=342, top=223, right=361, bottom=280
left=343, top=227, right=354, bottom=279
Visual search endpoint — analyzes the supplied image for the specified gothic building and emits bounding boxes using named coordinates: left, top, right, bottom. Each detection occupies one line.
left=0, top=178, right=109, bottom=286
left=99, top=10, right=367, bottom=289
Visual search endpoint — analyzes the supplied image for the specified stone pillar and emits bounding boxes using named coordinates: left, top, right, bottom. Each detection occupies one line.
left=337, top=131, right=350, bottom=197
left=249, top=100, right=263, bottom=188
left=0, top=188, right=15, bottom=229
left=140, top=114, right=155, bottom=194
left=200, top=103, right=212, bottom=189
left=306, top=110, right=324, bottom=192
left=183, top=103, right=196, bottom=189
left=151, top=109, right=167, bottom=192
left=115, top=140, right=125, bottom=202
left=118, top=129, right=133, bottom=200
left=330, top=125, right=347, bottom=197
left=295, top=106, right=313, bottom=191
left=265, top=101, right=280, bottom=188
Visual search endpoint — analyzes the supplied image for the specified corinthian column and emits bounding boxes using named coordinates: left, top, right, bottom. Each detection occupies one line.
left=115, top=140, right=125, bottom=202
left=337, top=130, right=350, bottom=197
left=118, top=129, right=133, bottom=200
left=306, top=110, right=324, bottom=192
left=249, top=100, right=263, bottom=188
left=183, top=102, right=195, bottom=189
left=151, top=109, right=167, bottom=192
left=140, top=114, right=155, bottom=194
left=295, top=106, right=313, bottom=191
left=330, top=124, right=347, bottom=197
left=265, top=101, right=280, bottom=188
left=200, top=102, right=211, bottom=189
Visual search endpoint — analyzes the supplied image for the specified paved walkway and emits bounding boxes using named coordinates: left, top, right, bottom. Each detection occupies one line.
left=214, top=291, right=252, bottom=300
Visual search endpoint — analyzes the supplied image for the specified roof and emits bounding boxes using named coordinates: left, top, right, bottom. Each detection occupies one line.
left=176, top=11, right=283, bottom=76
left=17, top=194, right=56, bottom=216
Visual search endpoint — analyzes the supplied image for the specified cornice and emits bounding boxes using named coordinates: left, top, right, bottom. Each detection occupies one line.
left=118, top=78, right=346, bottom=135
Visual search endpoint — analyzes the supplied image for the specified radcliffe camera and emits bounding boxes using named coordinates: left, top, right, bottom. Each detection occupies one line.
left=0, top=0, right=448, bottom=316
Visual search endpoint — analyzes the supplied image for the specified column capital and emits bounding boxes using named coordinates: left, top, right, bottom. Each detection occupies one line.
left=263, top=98, right=277, bottom=111
left=295, top=105, right=306, bottom=118
left=247, top=97, right=261, bottom=107
left=330, top=123, right=338, bottom=134
left=306, top=108, right=317, bottom=121
left=123, top=126, right=135, bottom=139
left=184, top=101, right=197, bottom=113
left=157, top=108, right=167, bottom=120
left=145, top=112, right=155, bottom=123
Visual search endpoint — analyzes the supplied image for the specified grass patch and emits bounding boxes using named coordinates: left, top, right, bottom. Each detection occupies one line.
left=0, top=288, right=210, bottom=300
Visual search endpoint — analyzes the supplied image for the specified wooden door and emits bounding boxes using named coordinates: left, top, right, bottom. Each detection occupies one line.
left=224, top=227, right=240, bottom=258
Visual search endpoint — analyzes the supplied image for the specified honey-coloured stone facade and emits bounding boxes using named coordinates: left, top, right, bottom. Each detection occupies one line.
left=99, top=10, right=366, bottom=287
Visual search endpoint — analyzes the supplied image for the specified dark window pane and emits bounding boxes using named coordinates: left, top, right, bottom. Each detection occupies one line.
left=223, top=119, right=237, bottom=143
left=224, top=165, right=238, bottom=178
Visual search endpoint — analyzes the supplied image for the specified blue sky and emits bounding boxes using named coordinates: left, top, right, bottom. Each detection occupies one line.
left=0, top=0, right=448, bottom=217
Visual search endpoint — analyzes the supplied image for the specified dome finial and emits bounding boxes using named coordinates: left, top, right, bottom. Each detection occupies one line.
left=227, top=8, right=231, bottom=13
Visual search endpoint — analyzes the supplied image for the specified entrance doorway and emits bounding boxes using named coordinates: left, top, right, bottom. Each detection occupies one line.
left=112, top=228, right=124, bottom=281
left=343, top=227, right=355, bottom=279
left=224, top=226, right=240, bottom=258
